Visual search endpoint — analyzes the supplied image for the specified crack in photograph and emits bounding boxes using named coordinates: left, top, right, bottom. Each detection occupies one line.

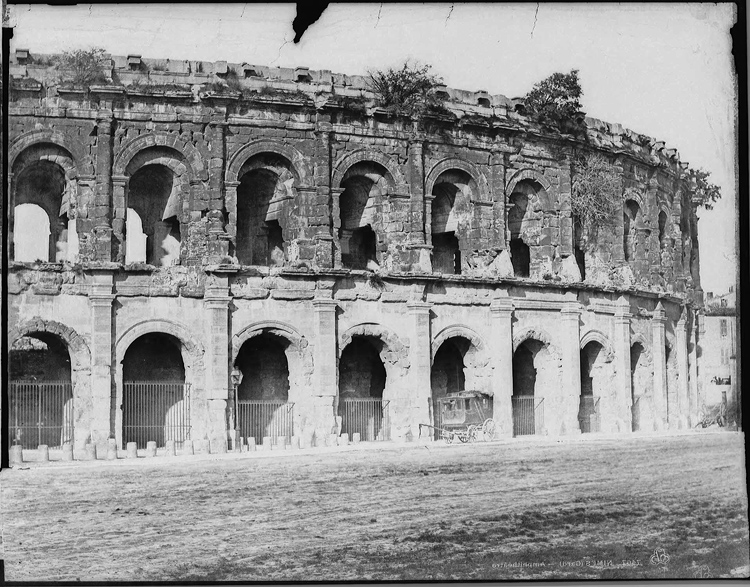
left=1, top=2, right=746, bottom=583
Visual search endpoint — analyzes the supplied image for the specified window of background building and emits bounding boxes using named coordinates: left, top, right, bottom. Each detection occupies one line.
left=720, top=319, right=727, bottom=337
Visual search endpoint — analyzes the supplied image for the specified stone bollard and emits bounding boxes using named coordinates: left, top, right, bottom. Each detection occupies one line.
left=145, top=441, right=157, bottom=457
left=247, top=437, right=256, bottom=452
left=276, top=436, right=288, bottom=450
left=239, top=437, right=246, bottom=452
left=314, top=428, right=329, bottom=448
left=38, top=445, right=50, bottom=462
left=9, top=445, right=23, bottom=464
left=211, top=437, right=228, bottom=454
left=261, top=436, right=272, bottom=450
left=290, top=436, right=301, bottom=450
left=300, top=429, right=314, bottom=449
left=165, top=440, right=176, bottom=456
left=62, top=444, right=74, bottom=461
left=328, top=434, right=338, bottom=447
left=126, top=442, right=138, bottom=458
left=84, top=443, right=97, bottom=461
left=106, top=439, right=118, bottom=460
left=352, top=432, right=361, bottom=444
left=339, top=433, right=349, bottom=446
left=198, top=439, right=209, bottom=454
left=183, top=440, right=194, bottom=455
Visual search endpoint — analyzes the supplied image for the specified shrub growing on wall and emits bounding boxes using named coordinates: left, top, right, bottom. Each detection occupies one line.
left=571, top=153, right=620, bottom=245
left=368, top=61, right=446, bottom=118
left=55, top=47, right=109, bottom=86
left=686, top=167, right=721, bottom=210
left=523, top=69, right=584, bottom=132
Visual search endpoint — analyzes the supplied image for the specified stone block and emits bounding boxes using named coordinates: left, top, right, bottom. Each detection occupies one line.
left=262, top=436, right=273, bottom=449
left=352, top=432, right=361, bottom=444
left=290, top=436, right=301, bottom=450
left=165, top=440, right=176, bottom=456
left=84, top=443, right=97, bottom=461
left=9, top=446, right=23, bottom=464
left=247, top=437, right=257, bottom=451
left=145, top=441, right=157, bottom=457
left=338, top=433, right=349, bottom=446
left=183, top=440, right=195, bottom=455
left=276, top=436, right=288, bottom=449
left=62, top=444, right=74, bottom=461
left=38, top=445, right=50, bottom=462
left=126, top=442, right=138, bottom=459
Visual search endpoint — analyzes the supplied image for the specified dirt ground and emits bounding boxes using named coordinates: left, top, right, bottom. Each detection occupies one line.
left=1, top=431, right=748, bottom=582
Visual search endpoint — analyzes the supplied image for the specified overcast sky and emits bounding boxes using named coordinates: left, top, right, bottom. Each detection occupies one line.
left=7, top=3, right=738, bottom=293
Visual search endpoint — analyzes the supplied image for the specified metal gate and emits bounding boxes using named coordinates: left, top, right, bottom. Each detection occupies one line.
left=123, top=382, right=191, bottom=449
left=340, top=398, right=390, bottom=441
left=631, top=396, right=641, bottom=431
left=512, top=396, right=545, bottom=436
left=578, top=395, right=601, bottom=433
left=9, top=381, right=74, bottom=449
left=236, top=400, right=294, bottom=447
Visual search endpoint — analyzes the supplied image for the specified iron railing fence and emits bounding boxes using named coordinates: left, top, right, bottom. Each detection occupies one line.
left=9, top=381, right=74, bottom=449
left=123, top=382, right=191, bottom=449
left=236, top=400, right=294, bottom=447
left=631, top=396, right=641, bottom=432
left=512, top=396, right=545, bottom=437
left=340, top=398, right=390, bottom=441
left=578, top=395, right=601, bottom=433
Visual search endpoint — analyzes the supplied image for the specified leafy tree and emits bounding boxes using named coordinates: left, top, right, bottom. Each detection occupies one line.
left=523, top=69, right=584, bottom=129
left=368, top=61, right=445, bottom=117
left=571, top=153, right=620, bottom=243
left=686, top=167, right=721, bottom=210
left=55, top=48, right=109, bottom=86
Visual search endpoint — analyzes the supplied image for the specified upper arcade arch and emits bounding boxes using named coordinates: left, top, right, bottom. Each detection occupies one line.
left=425, top=158, right=490, bottom=202
left=331, top=149, right=408, bottom=191
left=225, top=139, right=311, bottom=185
left=113, top=133, right=207, bottom=181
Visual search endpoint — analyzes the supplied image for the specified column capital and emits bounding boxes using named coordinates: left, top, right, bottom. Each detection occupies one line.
left=490, top=297, right=514, bottom=315
left=406, top=300, right=432, bottom=312
left=561, top=301, right=581, bottom=317
left=312, top=298, right=338, bottom=310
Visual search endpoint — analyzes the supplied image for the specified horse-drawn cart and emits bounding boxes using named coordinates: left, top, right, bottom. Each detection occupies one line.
left=420, top=390, right=496, bottom=443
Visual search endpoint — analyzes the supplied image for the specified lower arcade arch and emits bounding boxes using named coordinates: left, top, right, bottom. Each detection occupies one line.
left=9, top=333, right=74, bottom=448
left=430, top=337, right=475, bottom=438
left=511, top=339, right=552, bottom=436
left=233, top=333, right=294, bottom=446
left=338, top=335, right=390, bottom=441
left=120, top=333, right=190, bottom=449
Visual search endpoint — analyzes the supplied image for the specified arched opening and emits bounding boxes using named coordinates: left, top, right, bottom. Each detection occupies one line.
left=339, top=162, right=390, bottom=270
left=236, top=155, right=292, bottom=266
left=338, top=336, right=390, bottom=441
left=511, top=340, right=548, bottom=436
left=574, top=246, right=586, bottom=281
left=430, top=338, right=470, bottom=438
left=12, top=160, right=75, bottom=263
left=510, top=238, right=530, bottom=277
left=658, top=210, right=668, bottom=248
left=234, top=333, right=293, bottom=446
left=579, top=341, right=605, bottom=433
left=122, top=333, right=189, bottom=448
left=127, top=164, right=182, bottom=266
left=623, top=200, right=640, bottom=262
left=431, top=170, right=474, bottom=275
left=9, top=333, right=74, bottom=448
left=431, top=180, right=461, bottom=274
left=630, top=342, right=646, bottom=431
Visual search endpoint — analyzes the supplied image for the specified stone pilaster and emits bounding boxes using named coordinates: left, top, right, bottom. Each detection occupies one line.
left=490, top=149, right=506, bottom=250
left=651, top=302, right=668, bottom=429
left=94, top=113, right=114, bottom=261
left=111, top=175, right=128, bottom=263
left=311, top=296, right=339, bottom=433
left=489, top=296, right=514, bottom=437
left=614, top=296, right=633, bottom=433
left=406, top=300, right=432, bottom=439
left=688, top=310, right=700, bottom=426
left=88, top=272, right=114, bottom=449
left=313, top=121, right=335, bottom=267
left=675, top=311, right=690, bottom=429
left=203, top=272, right=231, bottom=442
left=560, top=301, right=582, bottom=435
left=331, top=187, right=344, bottom=268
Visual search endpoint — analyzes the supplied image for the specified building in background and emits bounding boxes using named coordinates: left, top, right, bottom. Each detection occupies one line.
left=699, top=287, right=737, bottom=425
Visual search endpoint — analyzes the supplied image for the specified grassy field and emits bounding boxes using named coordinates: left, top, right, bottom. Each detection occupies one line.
left=1, top=432, right=747, bottom=581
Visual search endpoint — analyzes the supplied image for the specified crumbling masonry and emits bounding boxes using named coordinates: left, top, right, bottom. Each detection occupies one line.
left=5, top=51, right=705, bottom=450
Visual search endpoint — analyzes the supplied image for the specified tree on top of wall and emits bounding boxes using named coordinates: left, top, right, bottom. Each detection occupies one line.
left=686, top=167, right=721, bottom=210
left=523, top=69, right=585, bottom=132
left=55, top=47, right=109, bottom=86
left=368, top=61, right=447, bottom=118
left=571, top=153, right=620, bottom=246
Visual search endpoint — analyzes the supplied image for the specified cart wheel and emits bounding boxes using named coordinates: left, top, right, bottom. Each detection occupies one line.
left=457, top=429, right=469, bottom=443
left=442, top=431, right=453, bottom=444
left=466, top=425, right=478, bottom=443
left=482, top=418, right=497, bottom=441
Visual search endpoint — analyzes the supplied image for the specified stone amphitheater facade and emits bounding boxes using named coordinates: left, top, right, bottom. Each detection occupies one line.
left=6, top=51, right=705, bottom=450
